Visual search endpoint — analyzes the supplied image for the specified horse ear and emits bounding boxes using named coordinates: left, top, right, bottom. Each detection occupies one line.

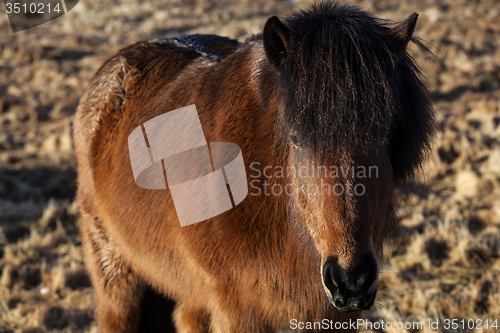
left=263, top=15, right=293, bottom=67
left=387, top=13, right=418, bottom=57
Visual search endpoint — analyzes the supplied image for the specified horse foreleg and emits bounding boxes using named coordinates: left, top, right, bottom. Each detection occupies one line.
left=81, top=212, right=144, bottom=333
left=173, top=301, right=209, bottom=332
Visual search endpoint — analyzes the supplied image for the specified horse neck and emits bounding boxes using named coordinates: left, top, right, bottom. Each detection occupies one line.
left=203, top=42, right=318, bottom=266
left=244, top=44, right=319, bottom=260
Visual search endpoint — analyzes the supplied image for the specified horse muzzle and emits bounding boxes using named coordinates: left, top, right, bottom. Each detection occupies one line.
left=322, top=254, right=378, bottom=313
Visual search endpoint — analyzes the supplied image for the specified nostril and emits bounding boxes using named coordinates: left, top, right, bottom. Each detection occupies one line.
left=357, top=255, right=378, bottom=290
left=322, top=257, right=339, bottom=292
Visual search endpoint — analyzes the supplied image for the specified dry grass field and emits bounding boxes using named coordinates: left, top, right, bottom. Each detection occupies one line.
left=0, top=0, right=499, bottom=332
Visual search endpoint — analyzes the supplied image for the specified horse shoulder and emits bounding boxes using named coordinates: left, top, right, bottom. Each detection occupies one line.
left=74, top=41, right=200, bottom=195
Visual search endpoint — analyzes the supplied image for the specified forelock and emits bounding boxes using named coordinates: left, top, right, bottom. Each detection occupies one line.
left=279, top=3, right=400, bottom=155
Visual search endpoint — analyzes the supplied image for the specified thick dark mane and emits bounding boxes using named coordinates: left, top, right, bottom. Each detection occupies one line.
left=276, top=2, right=434, bottom=179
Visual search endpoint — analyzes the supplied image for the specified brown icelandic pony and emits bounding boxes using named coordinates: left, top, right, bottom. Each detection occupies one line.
left=74, top=2, right=434, bottom=332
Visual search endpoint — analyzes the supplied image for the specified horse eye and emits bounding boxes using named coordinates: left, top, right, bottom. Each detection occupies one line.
left=291, top=134, right=303, bottom=148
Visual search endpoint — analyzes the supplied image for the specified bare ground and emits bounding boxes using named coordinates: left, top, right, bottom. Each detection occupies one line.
left=0, top=0, right=499, bottom=332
